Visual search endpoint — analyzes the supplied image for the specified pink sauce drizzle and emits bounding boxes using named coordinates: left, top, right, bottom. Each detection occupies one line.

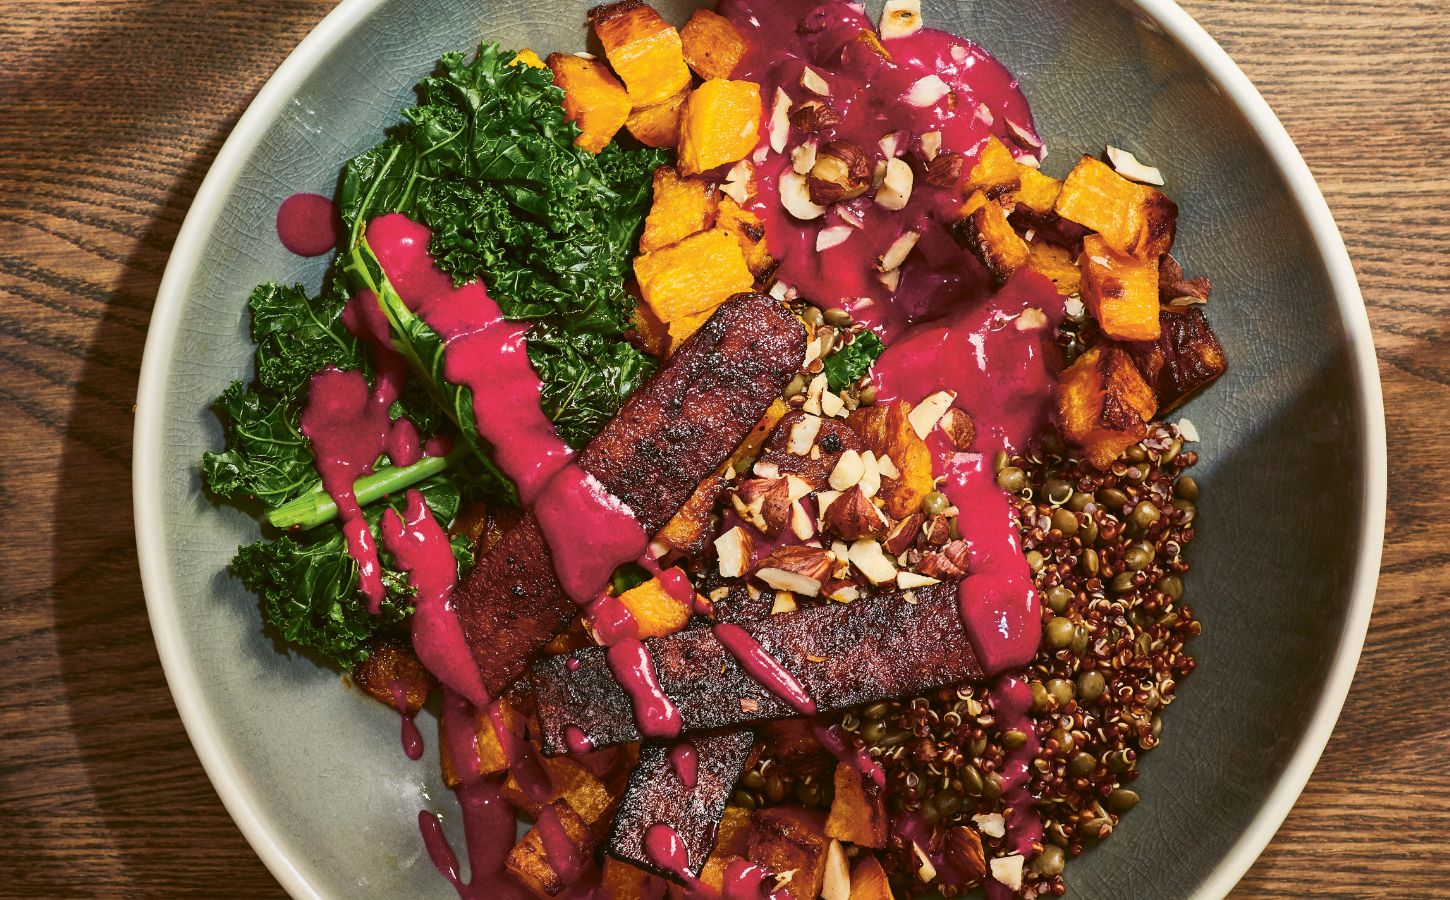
left=535, top=802, right=585, bottom=888
left=640, top=554, right=712, bottom=615
left=563, top=725, right=595, bottom=756
left=533, top=465, right=651, bottom=604
left=605, top=639, right=682, bottom=739
left=668, top=742, right=699, bottom=789
left=366, top=213, right=574, bottom=502
left=983, top=675, right=1045, bottom=900
left=487, top=701, right=555, bottom=806
left=720, top=859, right=787, bottom=900
left=276, top=192, right=341, bottom=257
left=388, top=417, right=422, bottom=467
left=643, top=823, right=694, bottom=881
left=811, top=721, right=885, bottom=788
left=712, top=623, right=817, bottom=715
left=585, top=591, right=641, bottom=646
left=388, top=680, right=424, bottom=761
left=380, top=489, right=489, bottom=706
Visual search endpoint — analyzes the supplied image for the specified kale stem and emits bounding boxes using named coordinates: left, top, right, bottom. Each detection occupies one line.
left=265, top=443, right=468, bottom=530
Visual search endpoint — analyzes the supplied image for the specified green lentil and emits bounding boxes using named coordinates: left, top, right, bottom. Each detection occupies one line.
left=1046, top=678, right=1075, bottom=707
left=996, top=465, right=1027, bottom=493
left=1043, top=478, right=1074, bottom=505
left=922, top=491, right=950, bottom=516
left=1108, top=788, right=1140, bottom=812
left=1051, top=507, right=1079, bottom=536
left=1097, top=487, right=1130, bottom=511
left=1033, top=844, right=1066, bottom=877
left=992, top=450, right=1009, bottom=474
left=1002, top=730, right=1028, bottom=751
left=864, top=701, right=891, bottom=720
left=1174, top=475, right=1199, bottom=501
left=1067, top=752, right=1097, bottom=778
left=782, top=373, right=805, bottom=399
left=822, top=306, right=851, bottom=327
left=1045, top=585, right=1073, bottom=614
left=1131, top=500, right=1161, bottom=529
left=1077, top=669, right=1107, bottom=702
left=1045, top=617, right=1076, bottom=649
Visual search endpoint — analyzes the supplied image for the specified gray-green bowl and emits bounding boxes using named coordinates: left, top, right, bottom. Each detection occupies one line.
left=134, top=0, right=1385, bottom=896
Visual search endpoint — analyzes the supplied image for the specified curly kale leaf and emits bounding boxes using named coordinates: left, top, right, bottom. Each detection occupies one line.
left=824, top=331, right=885, bottom=393
left=528, top=321, right=656, bottom=449
left=232, top=475, right=473, bottom=668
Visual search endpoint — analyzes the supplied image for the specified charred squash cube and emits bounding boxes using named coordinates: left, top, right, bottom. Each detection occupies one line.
left=746, top=808, right=830, bottom=900
left=1120, top=305, right=1227, bottom=413
left=439, top=698, right=524, bottom=787
left=1026, top=238, right=1080, bottom=297
left=502, top=754, right=615, bottom=823
left=848, top=855, right=893, bottom=900
left=640, top=166, right=718, bottom=253
left=1055, top=155, right=1177, bottom=259
left=505, top=800, right=596, bottom=897
left=1080, top=234, right=1161, bottom=341
left=547, top=53, right=631, bottom=153
left=626, top=89, right=689, bottom=149
left=589, top=1, right=692, bottom=107
left=680, top=8, right=749, bottom=80
left=599, top=857, right=667, bottom=899
left=847, top=400, right=934, bottom=519
left=633, top=227, right=754, bottom=323
left=951, top=190, right=1030, bottom=288
left=1055, top=345, right=1158, bottom=470
left=615, top=574, right=693, bottom=638
left=655, top=472, right=728, bottom=560
left=1011, top=163, right=1062, bottom=216
left=350, top=635, right=430, bottom=714
left=677, top=79, right=763, bottom=176
left=824, top=762, right=888, bottom=848
left=714, top=196, right=774, bottom=277
left=963, top=135, right=1021, bottom=199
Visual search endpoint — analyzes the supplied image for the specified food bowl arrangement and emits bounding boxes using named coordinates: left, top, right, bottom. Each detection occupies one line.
left=134, top=0, right=1384, bottom=897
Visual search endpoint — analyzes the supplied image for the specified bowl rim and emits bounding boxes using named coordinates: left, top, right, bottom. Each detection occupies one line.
left=132, top=0, right=1387, bottom=897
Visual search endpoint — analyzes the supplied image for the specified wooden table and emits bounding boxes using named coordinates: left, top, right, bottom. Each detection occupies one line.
left=3, top=1, right=1445, bottom=896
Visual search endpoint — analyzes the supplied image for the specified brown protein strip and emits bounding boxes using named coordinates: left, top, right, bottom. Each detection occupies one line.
left=454, top=292, right=806, bottom=696
left=533, top=581, right=983, bottom=754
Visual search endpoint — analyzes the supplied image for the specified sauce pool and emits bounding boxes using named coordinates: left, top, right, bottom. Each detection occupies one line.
left=276, top=192, right=341, bottom=257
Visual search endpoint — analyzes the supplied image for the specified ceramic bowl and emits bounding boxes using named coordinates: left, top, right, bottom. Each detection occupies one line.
left=134, top=0, right=1385, bottom=896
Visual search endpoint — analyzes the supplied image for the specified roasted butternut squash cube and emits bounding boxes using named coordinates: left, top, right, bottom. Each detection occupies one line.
left=1080, top=234, right=1161, bottom=341
left=680, top=8, right=749, bottom=79
left=677, top=79, right=763, bottom=176
left=726, top=398, right=789, bottom=475
left=590, top=1, right=692, bottom=107
left=509, top=49, right=545, bottom=68
left=714, top=196, right=773, bottom=277
left=715, top=805, right=755, bottom=858
left=1027, top=239, right=1080, bottom=297
left=617, top=574, right=693, bottom=638
left=351, top=635, right=430, bottom=714
left=848, top=855, right=893, bottom=900
left=439, top=698, right=523, bottom=787
left=503, top=754, right=614, bottom=823
left=951, top=190, right=1030, bottom=288
left=634, top=227, right=754, bottom=322
left=825, top=762, right=889, bottom=848
left=848, top=401, right=934, bottom=519
left=667, top=307, right=717, bottom=351
left=1012, top=164, right=1062, bottom=216
left=631, top=300, right=670, bottom=357
left=1055, top=345, right=1158, bottom=470
left=626, top=89, right=689, bottom=148
left=599, top=857, right=667, bottom=900
left=1055, top=155, right=1177, bottom=259
left=746, top=808, right=830, bottom=900
left=547, top=53, right=630, bottom=154
left=640, top=166, right=717, bottom=253
left=506, top=800, right=594, bottom=897
left=656, top=473, right=728, bottom=558
left=1120, top=306, right=1227, bottom=413
left=964, top=136, right=1020, bottom=199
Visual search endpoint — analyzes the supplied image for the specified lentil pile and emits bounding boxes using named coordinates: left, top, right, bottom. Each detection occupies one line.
left=737, top=422, right=1203, bottom=898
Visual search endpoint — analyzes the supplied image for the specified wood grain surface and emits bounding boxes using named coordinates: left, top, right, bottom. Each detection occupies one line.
left=1, top=1, right=1445, bottom=896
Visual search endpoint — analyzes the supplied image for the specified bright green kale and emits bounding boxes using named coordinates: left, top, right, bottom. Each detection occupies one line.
left=823, top=331, right=885, bottom=392
left=338, top=42, right=666, bottom=448
left=233, top=475, right=473, bottom=668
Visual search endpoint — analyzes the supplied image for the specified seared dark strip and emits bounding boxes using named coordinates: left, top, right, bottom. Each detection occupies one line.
left=534, top=582, right=983, bottom=754
left=455, top=293, right=806, bottom=696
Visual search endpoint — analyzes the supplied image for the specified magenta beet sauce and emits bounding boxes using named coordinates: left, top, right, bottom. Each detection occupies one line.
left=275, top=192, right=343, bottom=257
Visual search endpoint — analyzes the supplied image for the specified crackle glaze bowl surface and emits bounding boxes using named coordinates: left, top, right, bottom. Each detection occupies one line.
left=133, top=0, right=1385, bottom=897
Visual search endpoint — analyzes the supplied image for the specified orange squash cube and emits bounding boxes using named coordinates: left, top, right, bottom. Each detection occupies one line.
left=848, top=401, right=934, bottom=519
left=590, top=1, right=692, bottom=107
left=1119, top=305, right=1227, bottom=413
left=655, top=473, right=728, bottom=559
left=616, top=574, right=693, bottom=638
left=1012, top=163, right=1062, bottom=215
left=633, top=227, right=754, bottom=322
left=964, top=136, right=1021, bottom=199
left=439, top=698, right=523, bottom=787
left=725, top=398, right=789, bottom=475
left=951, top=190, right=1030, bottom=288
left=825, top=762, right=889, bottom=848
left=848, top=855, right=893, bottom=900
left=350, top=635, right=429, bottom=714
left=505, top=800, right=594, bottom=897
left=666, top=307, right=716, bottom=351
left=714, top=196, right=773, bottom=277
left=502, top=754, right=614, bottom=823
left=547, top=53, right=630, bottom=153
left=599, top=857, right=667, bottom=900
left=1055, top=345, right=1158, bottom=470
left=1027, top=239, right=1081, bottom=296
left=746, top=808, right=830, bottom=900
left=1080, top=234, right=1161, bottom=341
left=680, top=9, right=749, bottom=79
left=631, top=300, right=669, bottom=357
left=1055, top=155, right=1177, bottom=259
left=626, top=89, right=689, bottom=148
left=640, top=166, right=717, bottom=253
left=677, top=79, right=763, bottom=176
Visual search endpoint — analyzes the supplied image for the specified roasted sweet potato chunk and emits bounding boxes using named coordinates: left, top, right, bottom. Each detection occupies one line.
left=632, top=300, right=670, bottom=357
left=825, top=763, right=888, bottom=848
left=590, top=1, right=692, bottom=107
left=847, top=401, right=934, bottom=518
left=633, top=227, right=754, bottom=322
left=1055, top=155, right=1177, bottom=259
left=951, top=190, right=1029, bottom=288
left=1026, top=239, right=1080, bottom=297
left=848, top=854, right=892, bottom=900
left=439, top=698, right=523, bottom=787
left=1012, top=163, right=1062, bottom=215
left=963, top=136, right=1020, bottom=199
left=547, top=53, right=630, bottom=153
left=677, top=79, right=763, bottom=176
left=1080, top=234, right=1161, bottom=341
left=715, top=196, right=774, bottom=277
left=506, top=800, right=595, bottom=897
left=1055, top=345, right=1158, bottom=470
left=680, top=9, right=749, bottom=79
left=616, top=575, right=693, bottom=638
left=503, top=754, right=615, bottom=823
left=627, top=89, right=689, bottom=148
left=351, top=635, right=430, bottom=714
left=747, top=808, right=830, bottom=900
left=640, top=166, right=718, bottom=254
left=1120, top=306, right=1227, bottom=412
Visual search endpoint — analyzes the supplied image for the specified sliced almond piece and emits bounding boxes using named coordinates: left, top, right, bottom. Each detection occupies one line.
left=878, top=131, right=905, bottom=159
left=787, top=413, right=823, bottom=455
left=1106, top=145, right=1165, bottom=185
left=877, top=454, right=900, bottom=479
left=803, top=372, right=829, bottom=415
left=800, top=66, right=831, bottom=97
left=907, top=390, right=957, bottom=439
left=875, top=157, right=914, bottom=210
left=879, top=0, right=923, bottom=39
left=906, top=74, right=950, bottom=107
left=769, top=88, right=792, bottom=154
left=1015, top=307, right=1048, bottom=330
left=877, top=268, right=901, bottom=292
left=829, top=449, right=866, bottom=491
left=897, top=570, right=941, bottom=589
left=715, top=526, right=752, bottom=578
left=913, top=841, right=937, bottom=883
left=816, top=490, right=841, bottom=523
left=756, top=567, right=822, bottom=596
left=789, top=500, right=815, bottom=540
left=990, top=855, right=1024, bottom=892
left=752, top=459, right=781, bottom=479
left=858, top=450, right=881, bottom=498
left=972, top=812, right=1006, bottom=838
left=816, top=224, right=853, bottom=252
left=828, top=584, right=859, bottom=603
left=1007, top=118, right=1043, bottom=149
left=875, top=229, right=920, bottom=272
left=770, top=592, right=798, bottom=614
left=919, top=130, right=941, bottom=161
left=847, top=539, right=897, bottom=585
left=722, top=159, right=755, bottom=204
left=780, top=172, right=826, bottom=220
left=819, top=389, right=845, bottom=418
left=791, top=137, right=819, bottom=175
left=821, top=839, right=851, bottom=900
